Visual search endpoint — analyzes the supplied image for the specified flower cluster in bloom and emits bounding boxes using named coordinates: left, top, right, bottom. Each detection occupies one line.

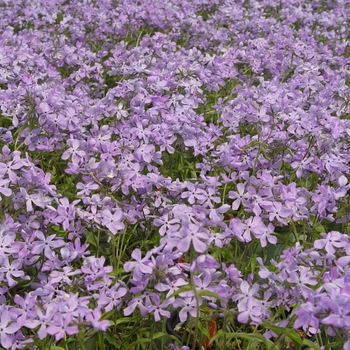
left=0, top=0, right=349, bottom=348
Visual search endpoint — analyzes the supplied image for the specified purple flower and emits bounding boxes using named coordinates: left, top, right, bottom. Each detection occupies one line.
left=85, top=308, right=110, bottom=331
left=195, top=187, right=221, bottom=208
left=124, top=296, right=148, bottom=317
left=0, top=178, right=12, bottom=198
left=177, top=223, right=209, bottom=253
left=147, top=295, right=171, bottom=322
left=124, top=249, right=153, bottom=280
left=287, top=267, right=318, bottom=299
left=229, top=183, right=249, bottom=210
left=31, top=231, right=66, bottom=260
left=46, top=312, right=79, bottom=341
left=293, top=301, right=320, bottom=333
left=82, top=256, right=113, bottom=290
left=49, top=266, right=82, bottom=285
left=26, top=302, right=54, bottom=339
left=314, top=231, right=348, bottom=254
left=173, top=297, right=200, bottom=322
left=180, top=182, right=205, bottom=204
left=19, top=188, right=51, bottom=212
left=155, top=277, right=188, bottom=299
left=0, top=257, right=28, bottom=288
left=233, top=281, right=260, bottom=307
left=265, top=202, right=292, bottom=225
left=14, top=294, right=38, bottom=327
left=242, top=216, right=265, bottom=242
left=97, top=285, right=128, bottom=312
left=237, top=301, right=262, bottom=324
left=255, top=223, right=276, bottom=247
left=61, top=139, right=86, bottom=164
left=101, top=208, right=124, bottom=234
left=76, top=181, right=99, bottom=196
left=0, top=311, right=20, bottom=349
left=134, top=144, right=155, bottom=164
left=153, top=214, right=180, bottom=236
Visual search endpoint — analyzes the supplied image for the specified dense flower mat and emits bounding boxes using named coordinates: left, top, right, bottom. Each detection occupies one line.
left=0, top=0, right=350, bottom=349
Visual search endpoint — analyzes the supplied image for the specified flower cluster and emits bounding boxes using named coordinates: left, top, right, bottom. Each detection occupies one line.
left=0, top=0, right=349, bottom=349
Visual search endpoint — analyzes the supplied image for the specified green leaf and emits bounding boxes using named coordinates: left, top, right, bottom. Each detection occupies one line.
left=103, top=332, right=120, bottom=347
left=273, top=232, right=291, bottom=244
left=108, top=268, right=125, bottom=277
left=302, top=339, right=321, bottom=350
left=129, top=338, right=151, bottom=346
left=285, top=330, right=303, bottom=345
left=51, top=347, right=67, bottom=350
left=242, top=140, right=262, bottom=151
left=248, top=341, right=259, bottom=350
left=196, top=289, right=223, bottom=302
left=262, top=321, right=313, bottom=348
left=152, top=332, right=172, bottom=340
left=226, top=332, right=277, bottom=349
left=165, top=285, right=194, bottom=299
left=196, top=320, right=211, bottom=339
left=208, top=329, right=224, bottom=345
left=111, top=317, right=132, bottom=326
left=314, top=224, right=325, bottom=233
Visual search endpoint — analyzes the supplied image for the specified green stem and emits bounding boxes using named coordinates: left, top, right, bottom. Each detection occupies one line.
left=78, top=329, right=86, bottom=350
left=146, top=319, right=156, bottom=350
left=190, top=249, right=200, bottom=350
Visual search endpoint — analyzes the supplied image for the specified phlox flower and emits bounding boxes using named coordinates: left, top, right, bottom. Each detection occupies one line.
left=147, top=295, right=171, bottom=322
left=124, top=249, right=153, bottom=280
left=0, top=311, right=20, bottom=349
left=177, top=223, right=209, bottom=253
left=85, top=308, right=110, bottom=331
left=237, top=300, right=262, bottom=324
left=155, top=277, right=188, bottom=299
left=293, top=301, right=320, bottom=334
left=46, top=312, right=79, bottom=341
left=255, top=223, right=276, bottom=247
left=173, top=297, right=200, bottom=322
left=101, top=208, right=124, bottom=234
left=233, top=281, right=260, bottom=307
left=0, top=257, right=28, bottom=288
left=228, top=183, right=249, bottom=210
left=19, top=188, right=51, bottom=212
left=287, top=267, right=318, bottom=299
left=61, top=138, right=86, bottom=164
left=153, top=214, right=180, bottom=236
left=314, top=231, right=348, bottom=255
left=242, top=216, right=265, bottom=242
left=0, top=178, right=12, bottom=198
left=265, top=202, right=292, bottom=225
left=97, top=285, right=128, bottom=312
left=124, top=295, right=148, bottom=317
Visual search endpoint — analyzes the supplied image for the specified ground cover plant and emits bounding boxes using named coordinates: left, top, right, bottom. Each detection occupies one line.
left=0, top=0, right=350, bottom=349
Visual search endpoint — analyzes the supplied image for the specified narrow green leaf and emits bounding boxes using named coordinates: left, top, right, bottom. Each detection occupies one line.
left=165, top=285, right=193, bottom=299
left=103, top=332, right=120, bottom=347
left=273, top=232, right=291, bottom=244
left=152, top=331, right=171, bottom=340
left=196, top=320, right=211, bottom=339
left=226, top=332, right=277, bottom=349
left=242, top=140, right=261, bottom=151
left=302, top=339, right=321, bottom=350
left=285, top=330, right=303, bottom=345
left=248, top=341, right=259, bottom=350
left=112, top=317, right=132, bottom=326
left=129, top=338, right=151, bottom=346
left=196, top=289, right=223, bottom=302
left=208, top=329, right=224, bottom=344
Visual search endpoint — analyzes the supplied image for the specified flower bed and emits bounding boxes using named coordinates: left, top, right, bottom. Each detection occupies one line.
left=0, top=0, right=350, bottom=349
